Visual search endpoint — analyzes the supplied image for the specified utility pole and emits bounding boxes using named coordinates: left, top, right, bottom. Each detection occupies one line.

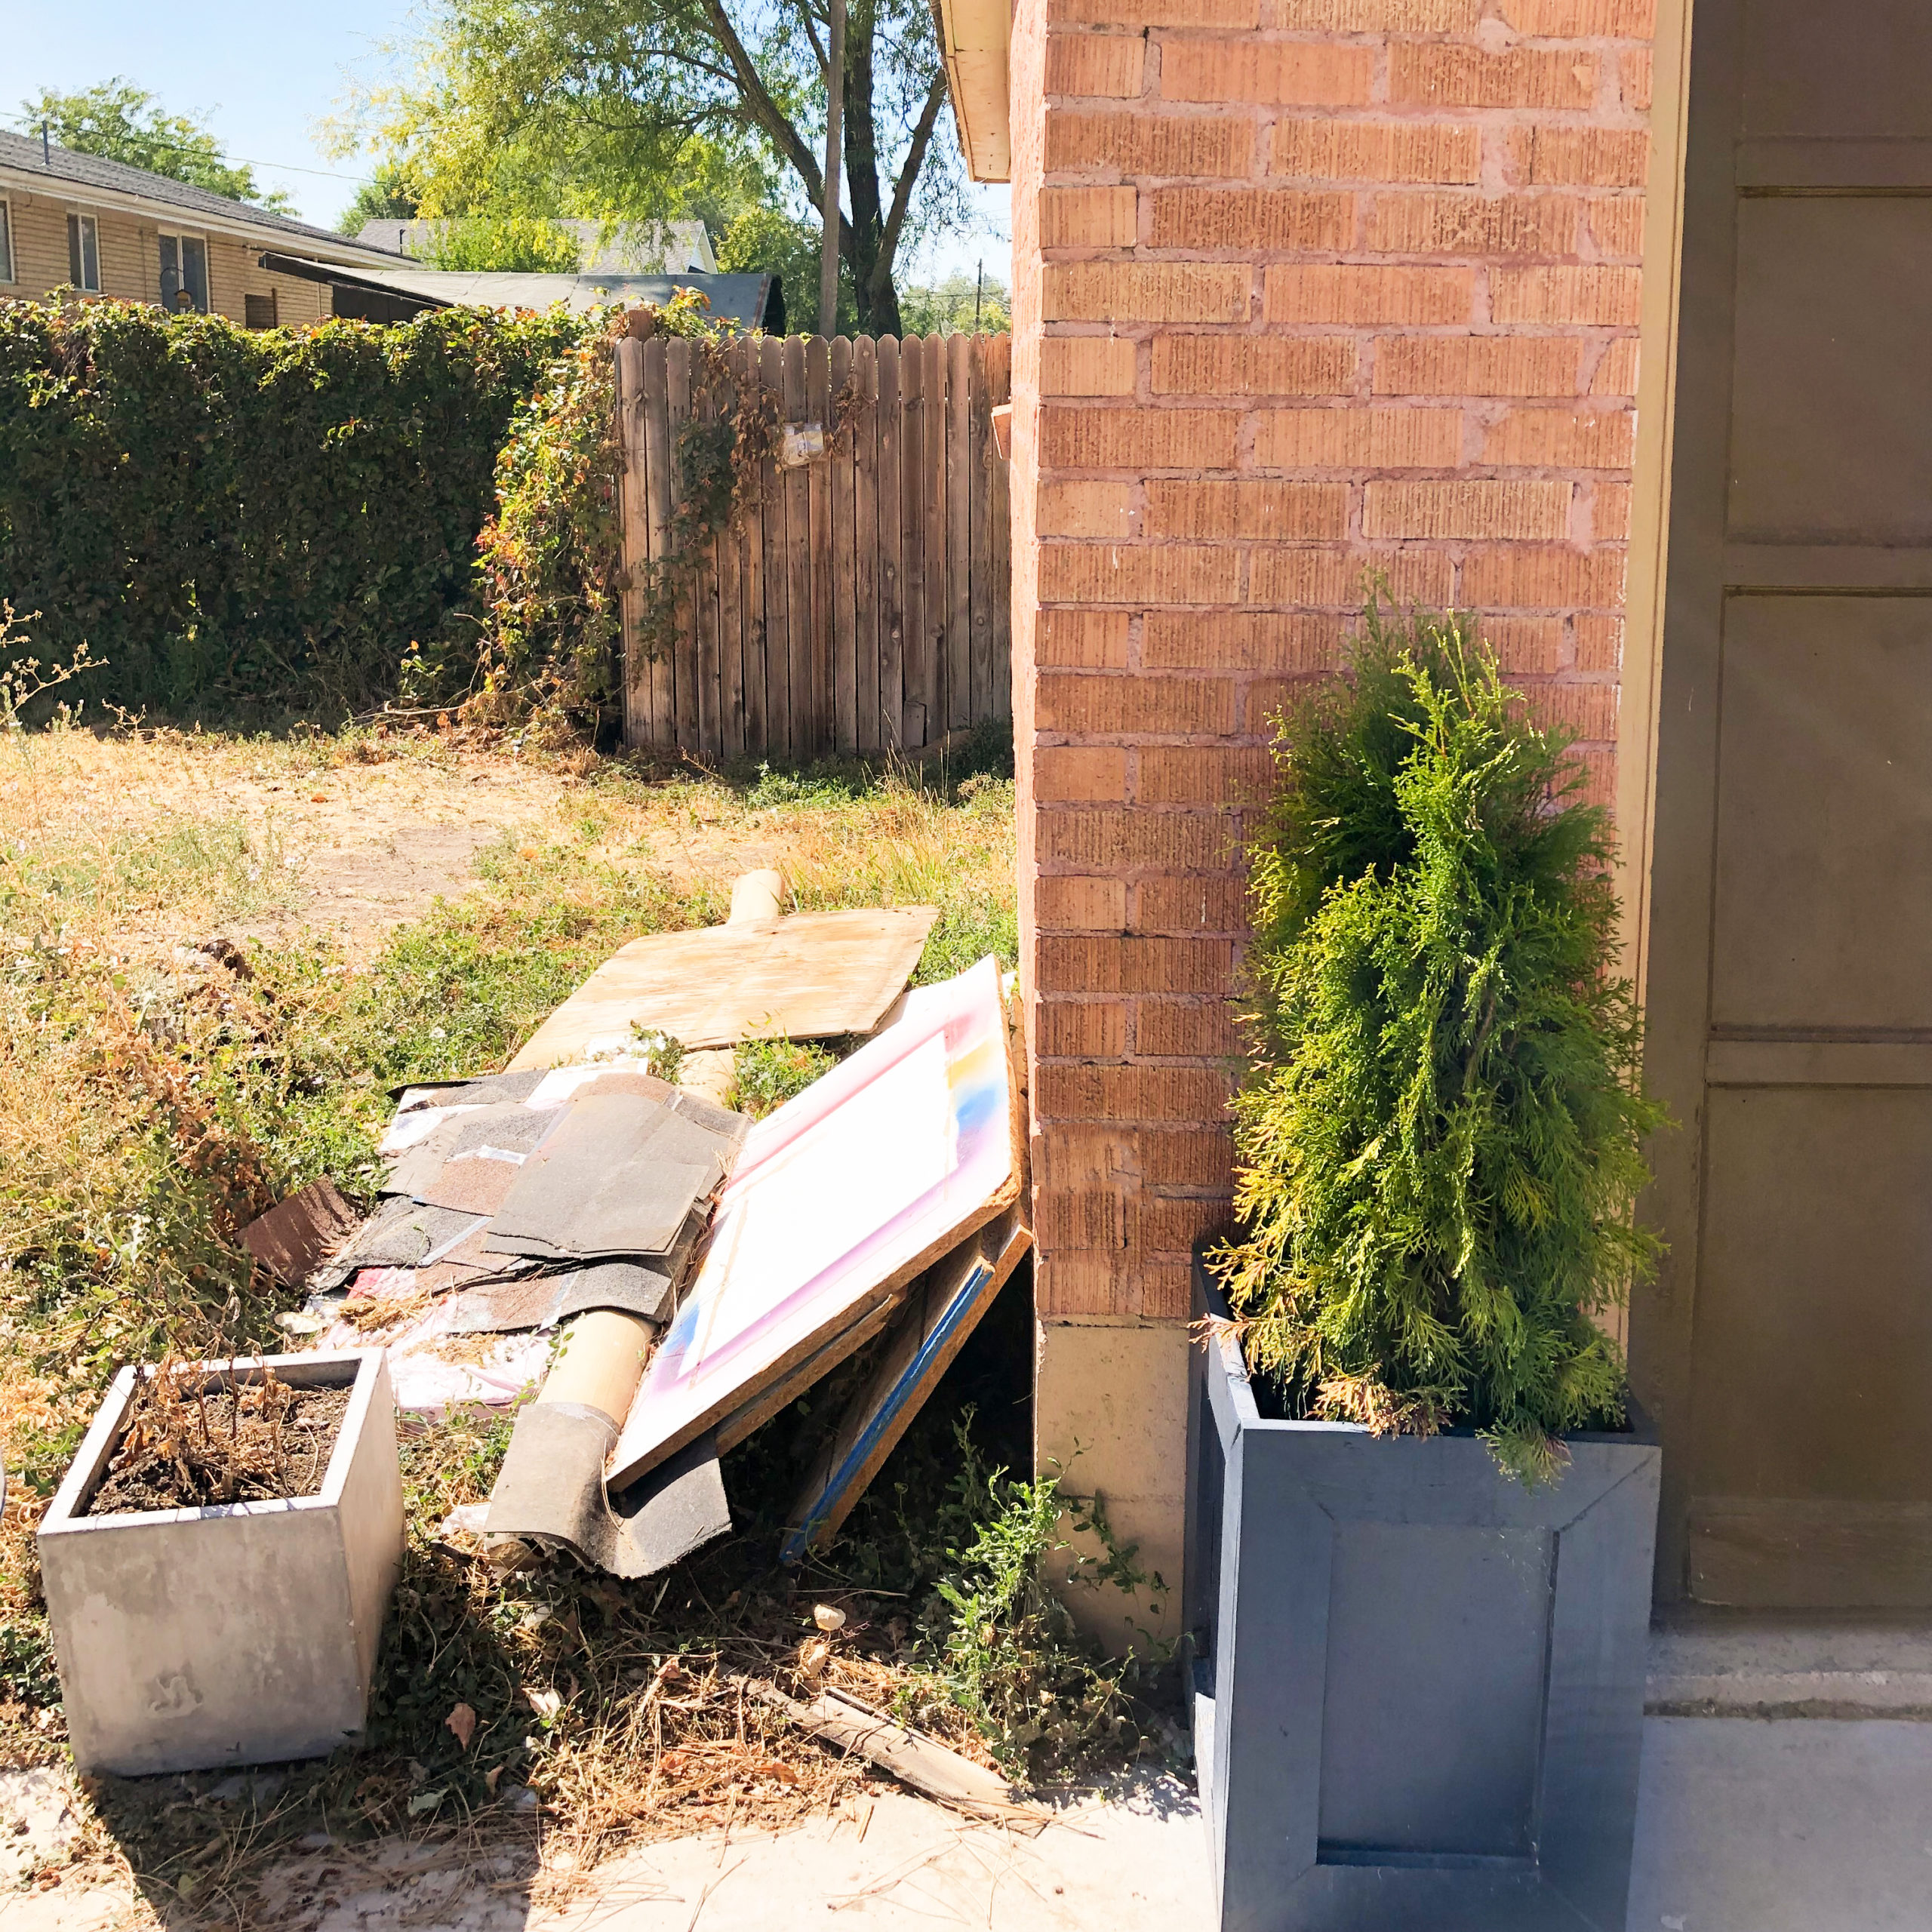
left=974, top=260, right=983, bottom=332
left=818, top=0, right=845, bottom=338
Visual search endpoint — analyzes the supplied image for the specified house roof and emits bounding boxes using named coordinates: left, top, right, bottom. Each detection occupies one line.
left=258, top=253, right=781, bottom=332
left=0, top=129, right=410, bottom=266
left=356, top=217, right=718, bottom=275
left=935, top=0, right=1011, bottom=183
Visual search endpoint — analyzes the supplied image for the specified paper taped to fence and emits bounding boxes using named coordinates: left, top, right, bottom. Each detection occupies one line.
left=606, top=955, right=1020, bottom=1491
left=505, top=906, right=938, bottom=1068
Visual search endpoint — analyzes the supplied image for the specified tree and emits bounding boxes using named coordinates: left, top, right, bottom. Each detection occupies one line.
left=342, top=0, right=961, bottom=334
left=24, top=82, right=294, bottom=214
left=338, top=162, right=421, bottom=236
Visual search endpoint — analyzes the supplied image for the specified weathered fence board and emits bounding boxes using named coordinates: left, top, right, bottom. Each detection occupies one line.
left=618, top=334, right=1013, bottom=762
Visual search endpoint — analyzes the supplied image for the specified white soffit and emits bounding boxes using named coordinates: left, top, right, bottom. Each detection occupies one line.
left=937, top=0, right=1012, bottom=183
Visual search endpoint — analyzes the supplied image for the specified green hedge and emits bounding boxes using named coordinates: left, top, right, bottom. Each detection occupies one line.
left=0, top=301, right=591, bottom=717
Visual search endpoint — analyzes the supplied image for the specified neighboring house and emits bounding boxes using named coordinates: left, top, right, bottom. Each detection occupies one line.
left=355, top=217, right=718, bottom=275
left=937, top=0, right=1932, bottom=1643
left=0, top=128, right=415, bottom=326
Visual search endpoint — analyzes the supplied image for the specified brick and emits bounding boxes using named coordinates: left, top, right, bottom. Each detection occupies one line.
left=1274, top=0, right=1478, bottom=24
left=1251, top=546, right=1454, bottom=606
left=1591, top=337, right=1640, bottom=395
left=1460, top=544, right=1627, bottom=609
left=1367, top=192, right=1580, bottom=257
left=1137, top=872, right=1251, bottom=928
left=1039, top=543, right=1247, bottom=605
left=1035, top=1000, right=1130, bottom=1057
left=1144, top=478, right=1349, bottom=539
left=1119, top=936, right=1233, bottom=992
left=1038, top=608, right=1131, bottom=667
left=1389, top=45, right=1598, bottom=111
left=1161, top=39, right=1374, bottom=107
left=1044, top=109, right=1254, bottom=178
left=1033, top=1253, right=1132, bottom=1317
left=1042, top=186, right=1139, bottom=249
left=1033, top=1189, right=1132, bottom=1254
left=1152, top=334, right=1353, bottom=395
left=1365, top=478, right=1572, bottom=540
left=1481, top=407, right=1635, bottom=467
left=1051, top=0, right=1258, bottom=23
left=1265, top=264, right=1473, bottom=325
left=1138, top=747, right=1275, bottom=807
left=1245, top=675, right=1332, bottom=728
left=1041, top=406, right=1239, bottom=469
left=1035, top=1127, right=1136, bottom=1193
left=1046, top=32, right=1147, bottom=97
left=1143, top=608, right=1342, bottom=669
left=1374, top=334, right=1584, bottom=396
left=1038, top=875, right=1131, bottom=928
left=1509, top=125, right=1649, bottom=187
left=1037, top=671, right=1238, bottom=734
left=1273, top=118, right=1481, bottom=186
left=1038, top=808, right=1230, bottom=869
left=1620, top=48, right=1653, bottom=112
left=1035, top=745, right=1131, bottom=799
left=1139, top=1125, right=1235, bottom=1186
left=1253, top=406, right=1463, bottom=469
left=1041, top=337, right=1138, bottom=395
left=1589, top=195, right=1646, bottom=260
left=1478, top=615, right=1563, bottom=672
left=1521, top=680, right=1620, bottom=740
left=1038, top=934, right=1123, bottom=995
left=1592, top=480, right=1633, bottom=540
left=1039, top=480, right=1138, bottom=537
left=1139, top=1258, right=1201, bottom=1318
left=1574, top=749, right=1616, bottom=809
left=1500, top=0, right=1655, bottom=34
left=1151, top=188, right=1352, bottom=253
left=1046, top=262, right=1250, bottom=324
left=1575, top=614, right=1623, bottom=672
left=1139, top=1196, right=1232, bottom=1251
left=1034, top=1062, right=1232, bottom=1122
left=1492, top=266, right=1643, bottom=326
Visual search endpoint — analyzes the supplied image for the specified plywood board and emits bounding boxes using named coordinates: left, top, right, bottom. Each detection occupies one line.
left=782, top=1207, right=1030, bottom=1561
left=506, top=906, right=938, bottom=1069
left=607, top=957, right=1020, bottom=1490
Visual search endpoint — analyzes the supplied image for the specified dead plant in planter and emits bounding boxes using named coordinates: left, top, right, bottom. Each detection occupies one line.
left=1212, top=604, right=1669, bottom=1481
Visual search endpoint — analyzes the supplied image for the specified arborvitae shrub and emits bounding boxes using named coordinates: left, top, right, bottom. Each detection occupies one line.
left=1212, top=603, right=1668, bottom=1481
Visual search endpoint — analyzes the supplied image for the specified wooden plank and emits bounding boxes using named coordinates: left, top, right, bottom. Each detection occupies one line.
left=641, top=338, right=675, bottom=749
left=829, top=334, right=857, bottom=755
left=986, top=334, right=1012, bottom=721
left=851, top=337, right=881, bottom=756
left=921, top=336, right=948, bottom=750
left=717, top=344, right=745, bottom=761
left=666, top=340, right=699, bottom=752
left=783, top=335, right=812, bottom=764
left=899, top=338, right=926, bottom=751
left=694, top=352, right=721, bottom=758
left=806, top=334, right=835, bottom=761
left=759, top=335, right=791, bottom=759
left=739, top=341, right=768, bottom=759
left=875, top=335, right=904, bottom=755
left=614, top=338, right=649, bottom=747
left=946, top=331, right=972, bottom=734
left=967, top=338, right=993, bottom=729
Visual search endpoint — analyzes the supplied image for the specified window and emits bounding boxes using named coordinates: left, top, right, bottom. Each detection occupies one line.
left=158, top=232, right=209, bottom=312
left=66, top=213, right=100, bottom=293
left=0, top=201, right=14, bottom=284
left=244, top=289, right=278, bottom=330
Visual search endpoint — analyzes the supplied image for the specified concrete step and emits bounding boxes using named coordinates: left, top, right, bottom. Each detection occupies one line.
left=1647, top=1615, right=1932, bottom=1718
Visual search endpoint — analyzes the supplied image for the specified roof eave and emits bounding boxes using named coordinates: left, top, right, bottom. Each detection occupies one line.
left=934, top=0, right=1011, bottom=184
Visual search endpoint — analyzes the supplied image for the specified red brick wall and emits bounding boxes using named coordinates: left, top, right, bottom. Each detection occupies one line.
left=1011, top=0, right=1656, bottom=1328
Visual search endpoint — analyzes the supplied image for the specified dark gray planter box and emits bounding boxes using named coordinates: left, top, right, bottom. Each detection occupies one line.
left=1186, top=1251, right=1659, bottom=1932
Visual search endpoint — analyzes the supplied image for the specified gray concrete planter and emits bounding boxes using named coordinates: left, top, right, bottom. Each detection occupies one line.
left=1186, top=1252, right=1659, bottom=1932
left=40, top=1349, right=405, bottom=1776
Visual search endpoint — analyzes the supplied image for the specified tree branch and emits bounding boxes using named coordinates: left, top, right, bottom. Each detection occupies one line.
left=876, top=72, right=947, bottom=274
left=695, top=0, right=825, bottom=201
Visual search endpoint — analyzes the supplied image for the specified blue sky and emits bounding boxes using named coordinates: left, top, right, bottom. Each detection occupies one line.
left=7, top=2, right=1009, bottom=281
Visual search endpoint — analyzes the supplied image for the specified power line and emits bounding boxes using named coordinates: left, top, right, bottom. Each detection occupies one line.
left=0, top=110, right=376, bottom=185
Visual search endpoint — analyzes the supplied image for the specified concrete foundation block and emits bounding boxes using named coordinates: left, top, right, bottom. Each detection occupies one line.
left=39, top=1349, right=405, bottom=1776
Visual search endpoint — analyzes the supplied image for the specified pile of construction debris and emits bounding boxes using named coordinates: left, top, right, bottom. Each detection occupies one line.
left=245, top=869, right=1031, bottom=1586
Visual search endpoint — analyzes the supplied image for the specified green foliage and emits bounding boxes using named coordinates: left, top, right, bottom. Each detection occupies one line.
left=23, top=79, right=294, bottom=212
left=1214, top=604, right=1669, bottom=1481
left=0, top=1617, right=60, bottom=1706
left=418, top=214, right=583, bottom=272
left=0, top=301, right=587, bottom=718
left=898, top=271, right=1011, bottom=337
left=729, top=1036, right=839, bottom=1118
left=627, top=1023, right=686, bottom=1081
left=338, top=162, right=422, bottom=235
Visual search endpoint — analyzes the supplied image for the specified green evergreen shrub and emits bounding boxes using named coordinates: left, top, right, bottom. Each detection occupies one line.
left=1213, top=603, right=1668, bottom=1481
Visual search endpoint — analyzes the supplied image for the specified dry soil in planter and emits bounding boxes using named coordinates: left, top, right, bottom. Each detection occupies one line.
left=82, top=1368, right=350, bottom=1515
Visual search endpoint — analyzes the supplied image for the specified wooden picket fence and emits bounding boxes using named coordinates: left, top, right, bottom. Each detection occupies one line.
left=614, top=333, right=1011, bottom=761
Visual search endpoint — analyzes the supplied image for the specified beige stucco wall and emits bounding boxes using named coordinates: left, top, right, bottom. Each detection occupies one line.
left=1, top=189, right=329, bottom=326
